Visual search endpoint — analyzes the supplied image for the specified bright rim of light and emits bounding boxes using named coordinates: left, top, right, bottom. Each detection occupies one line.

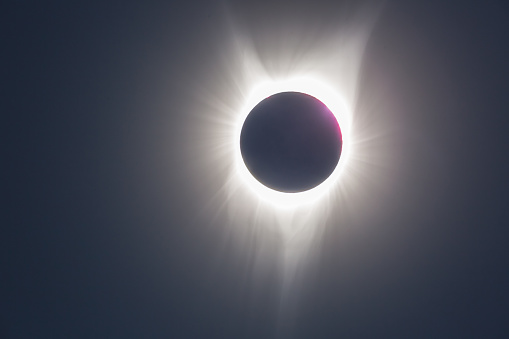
left=234, top=77, right=352, bottom=208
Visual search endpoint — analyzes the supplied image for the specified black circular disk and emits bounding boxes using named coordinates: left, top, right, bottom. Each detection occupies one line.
left=240, top=92, right=342, bottom=193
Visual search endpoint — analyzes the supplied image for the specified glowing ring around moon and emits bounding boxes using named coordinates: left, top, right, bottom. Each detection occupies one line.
left=234, top=77, right=352, bottom=208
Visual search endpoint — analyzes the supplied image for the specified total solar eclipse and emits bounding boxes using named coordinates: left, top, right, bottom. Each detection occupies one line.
left=240, top=92, right=343, bottom=193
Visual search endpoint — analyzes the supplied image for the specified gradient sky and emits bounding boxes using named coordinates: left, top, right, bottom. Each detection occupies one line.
left=5, top=1, right=509, bottom=338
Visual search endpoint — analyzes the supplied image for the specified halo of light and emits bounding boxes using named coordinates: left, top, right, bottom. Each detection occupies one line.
left=234, top=77, right=352, bottom=208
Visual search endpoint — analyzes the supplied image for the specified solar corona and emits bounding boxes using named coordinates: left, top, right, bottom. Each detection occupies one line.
left=233, top=78, right=352, bottom=208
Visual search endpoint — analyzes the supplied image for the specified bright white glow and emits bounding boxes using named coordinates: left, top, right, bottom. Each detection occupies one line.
left=234, top=78, right=352, bottom=208
left=180, top=5, right=401, bottom=331
left=192, top=18, right=381, bottom=241
left=178, top=8, right=406, bottom=319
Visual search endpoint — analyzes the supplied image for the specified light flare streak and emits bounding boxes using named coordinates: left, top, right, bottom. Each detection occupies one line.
left=187, top=5, right=394, bottom=332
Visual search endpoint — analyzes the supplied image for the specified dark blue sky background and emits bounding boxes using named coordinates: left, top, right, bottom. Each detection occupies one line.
left=4, top=1, right=509, bottom=338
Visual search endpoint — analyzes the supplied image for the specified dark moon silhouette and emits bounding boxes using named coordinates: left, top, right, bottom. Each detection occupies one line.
left=240, top=92, right=342, bottom=193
